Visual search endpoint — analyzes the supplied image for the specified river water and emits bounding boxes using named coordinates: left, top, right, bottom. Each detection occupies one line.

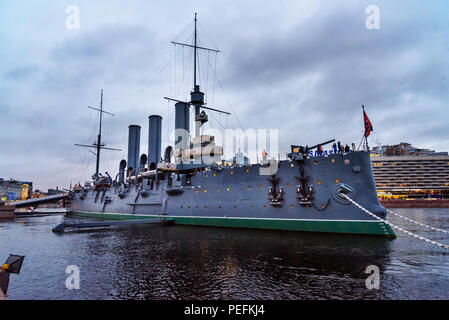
left=1, top=208, right=448, bottom=299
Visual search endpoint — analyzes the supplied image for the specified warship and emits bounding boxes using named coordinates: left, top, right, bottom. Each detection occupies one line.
left=68, top=14, right=395, bottom=238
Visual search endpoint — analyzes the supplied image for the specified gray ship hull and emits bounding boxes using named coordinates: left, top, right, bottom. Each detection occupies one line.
left=69, top=151, right=395, bottom=237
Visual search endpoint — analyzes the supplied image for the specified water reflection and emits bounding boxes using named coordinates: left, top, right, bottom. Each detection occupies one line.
left=78, top=224, right=393, bottom=299
left=2, top=209, right=449, bottom=300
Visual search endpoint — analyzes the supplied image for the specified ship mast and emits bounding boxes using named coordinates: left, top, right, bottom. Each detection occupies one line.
left=170, top=13, right=224, bottom=138
left=75, top=90, right=122, bottom=181
left=193, top=12, right=198, bottom=88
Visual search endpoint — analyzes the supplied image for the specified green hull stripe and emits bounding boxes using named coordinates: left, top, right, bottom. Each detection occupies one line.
left=69, top=211, right=396, bottom=237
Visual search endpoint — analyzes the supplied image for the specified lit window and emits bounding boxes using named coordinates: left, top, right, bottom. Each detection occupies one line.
left=317, top=180, right=322, bottom=185
left=335, top=179, right=340, bottom=183
left=246, top=169, right=250, bottom=173
left=290, top=204, right=294, bottom=208
left=217, top=188, right=221, bottom=192
left=226, top=187, right=230, bottom=191
left=314, top=161, right=318, bottom=165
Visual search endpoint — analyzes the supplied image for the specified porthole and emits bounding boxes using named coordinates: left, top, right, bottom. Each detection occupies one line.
left=331, top=159, right=335, bottom=163
left=248, top=186, right=252, bottom=190
left=335, top=179, right=340, bottom=183
left=230, top=170, right=234, bottom=175
left=250, top=205, right=255, bottom=208
left=314, top=161, right=318, bottom=165
left=263, top=205, right=267, bottom=208
left=204, top=189, right=207, bottom=193
left=290, top=204, right=294, bottom=209
left=317, top=180, right=322, bottom=185
left=217, top=188, right=221, bottom=192
left=321, top=204, right=326, bottom=209
left=259, top=184, right=264, bottom=189
left=246, top=169, right=250, bottom=173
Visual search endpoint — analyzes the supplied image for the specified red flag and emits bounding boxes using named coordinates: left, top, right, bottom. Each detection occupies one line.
left=363, top=108, right=373, bottom=137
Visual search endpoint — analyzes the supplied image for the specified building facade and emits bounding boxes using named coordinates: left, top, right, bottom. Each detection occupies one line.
left=371, top=142, right=448, bottom=157
left=371, top=155, right=449, bottom=199
left=0, top=179, right=33, bottom=202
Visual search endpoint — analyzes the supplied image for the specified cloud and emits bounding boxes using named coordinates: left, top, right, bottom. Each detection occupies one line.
left=1, top=0, right=449, bottom=190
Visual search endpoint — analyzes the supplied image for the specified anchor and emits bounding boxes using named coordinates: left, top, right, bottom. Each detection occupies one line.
left=267, top=175, right=284, bottom=207
left=296, top=167, right=314, bottom=206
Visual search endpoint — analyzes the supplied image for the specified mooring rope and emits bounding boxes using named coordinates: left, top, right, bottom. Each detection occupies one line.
left=340, top=193, right=449, bottom=250
left=386, top=209, right=449, bottom=235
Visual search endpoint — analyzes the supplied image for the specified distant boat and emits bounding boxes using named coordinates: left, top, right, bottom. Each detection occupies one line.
left=15, top=206, right=70, bottom=216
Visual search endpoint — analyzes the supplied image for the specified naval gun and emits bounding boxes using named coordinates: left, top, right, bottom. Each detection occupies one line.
left=0, top=254, right=25, bottom=299
left=289, top=139, right=336, bottom=160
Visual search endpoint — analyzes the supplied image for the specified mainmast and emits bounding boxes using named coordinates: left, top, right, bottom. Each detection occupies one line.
left=193, top=12, right=198, bottom=87
left=170, top=13, right=223, bottom=138
left=95, top=90, right=104, bottom=179
left=75, top=90, right=122, bottom=181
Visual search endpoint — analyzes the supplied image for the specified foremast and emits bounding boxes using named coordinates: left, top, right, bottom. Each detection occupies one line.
left=75, top=90, right=121, bottom=181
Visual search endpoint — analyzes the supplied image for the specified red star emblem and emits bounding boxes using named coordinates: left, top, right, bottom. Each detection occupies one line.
left=344, top=159, right=350, bottom=165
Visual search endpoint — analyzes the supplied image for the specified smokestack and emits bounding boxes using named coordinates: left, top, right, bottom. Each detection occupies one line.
left=175, top=102, right=190, bottom=150
left=148, top=115, right=162, bottom=170
left=127, top=125, right=141, bottom=176
left=118, top=159, right=126, bottom=184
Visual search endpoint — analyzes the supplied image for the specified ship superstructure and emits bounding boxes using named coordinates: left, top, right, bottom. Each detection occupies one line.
left=68, top=14, right=395, bottom=237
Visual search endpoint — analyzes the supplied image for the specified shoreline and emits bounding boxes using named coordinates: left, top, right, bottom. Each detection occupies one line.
left=381, top=199, right=449, bottom=208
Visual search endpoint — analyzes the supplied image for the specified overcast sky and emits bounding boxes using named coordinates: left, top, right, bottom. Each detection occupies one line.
left=1, top=0, right=449, bottom=191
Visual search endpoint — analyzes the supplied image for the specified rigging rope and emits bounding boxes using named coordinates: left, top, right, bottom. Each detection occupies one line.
left=386, top=208, right=449, bottom=235
left=340, top=193, right=449, bottom=250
